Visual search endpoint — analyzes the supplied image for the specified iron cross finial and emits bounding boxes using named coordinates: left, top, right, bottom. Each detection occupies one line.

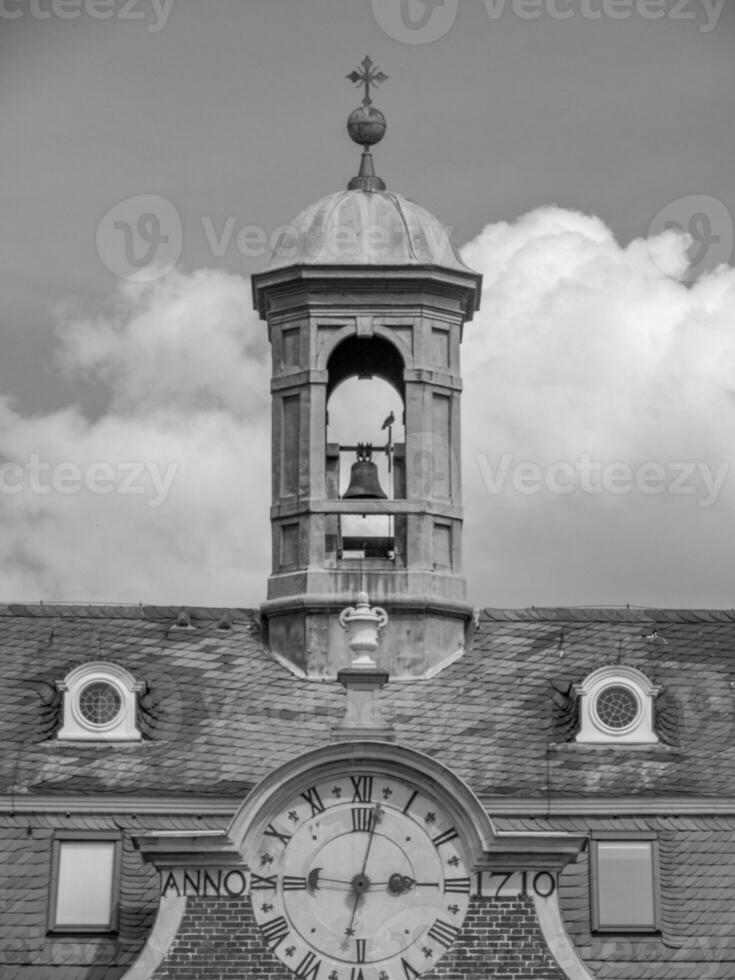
left=346, top=56, right=388, bottom=106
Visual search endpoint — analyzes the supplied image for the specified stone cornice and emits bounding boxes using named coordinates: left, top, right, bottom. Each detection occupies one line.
left=3, top=793, right=735, bottom=816
left=133, top=830, right=242, bottom=868
left=0, top=795, right=241, bottom=815
left=251, top=265, right=483, bottom=320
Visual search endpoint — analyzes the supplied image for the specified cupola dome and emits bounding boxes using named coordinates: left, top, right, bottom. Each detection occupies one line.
left=266, top=189, right=472, bottom=273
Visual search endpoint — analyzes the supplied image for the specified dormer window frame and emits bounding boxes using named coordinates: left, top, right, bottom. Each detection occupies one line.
left=56, top=662, right=145, bottom=742
left=574, top=665, right=660, bottom=744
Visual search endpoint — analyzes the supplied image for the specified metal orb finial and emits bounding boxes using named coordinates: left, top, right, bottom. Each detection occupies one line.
left=346, top=56, right=388, bottom=192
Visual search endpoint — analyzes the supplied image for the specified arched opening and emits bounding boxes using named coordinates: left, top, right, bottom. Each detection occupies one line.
left=326, top=335, right=404, bottom=402
left=325, top=336, right=406, bottom=560
left=327, top=376, right=404, bottom=498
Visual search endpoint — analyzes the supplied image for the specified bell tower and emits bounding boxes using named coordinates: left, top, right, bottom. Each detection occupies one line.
left=252, top=59, right=482, bottom=678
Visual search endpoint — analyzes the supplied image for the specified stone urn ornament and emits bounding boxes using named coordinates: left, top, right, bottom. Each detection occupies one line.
left=338, top=591, right=388, bottom=667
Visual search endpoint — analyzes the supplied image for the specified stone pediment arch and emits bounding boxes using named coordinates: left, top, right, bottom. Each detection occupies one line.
left=128, top=742, right=588, bottom=980
left=229, top=741, right=497, bottom=867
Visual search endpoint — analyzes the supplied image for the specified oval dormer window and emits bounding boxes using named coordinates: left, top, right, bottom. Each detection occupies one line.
left=574, top=666, right=660, bottom=744
left=56, top=663, right=144, bottom=741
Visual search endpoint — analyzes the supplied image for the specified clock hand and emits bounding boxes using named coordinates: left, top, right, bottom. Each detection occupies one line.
left=346, top=891, right=361, bottom=938
left=313, top=877, right=436, bottom=891
left=358, top=803, right=383, bottom=876
left=345, top=803, right=384, bottom=936
left=307, top=872, right=352, bottom=890
left=306, top=868, right=352, bottom=892
left=384, top=874, right=439, bottom=894
left=306, top=871, right=439, bottom=892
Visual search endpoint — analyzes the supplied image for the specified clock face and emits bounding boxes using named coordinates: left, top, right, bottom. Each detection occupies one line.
left=251, top=770, right=471, bottom=980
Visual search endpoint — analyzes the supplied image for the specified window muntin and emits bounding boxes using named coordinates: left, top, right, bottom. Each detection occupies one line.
left=591, top=837, right=659, bottom=932
left=78, top=681, right=123, bottom=728
left=49, top=834, right=121, bottom=932
left=593, top=684, right=641, bottom=733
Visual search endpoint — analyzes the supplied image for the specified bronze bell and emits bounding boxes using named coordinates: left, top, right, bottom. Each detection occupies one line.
left=343, top=443, right=387, bottom=499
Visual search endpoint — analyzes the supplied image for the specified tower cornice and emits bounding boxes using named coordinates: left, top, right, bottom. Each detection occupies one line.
left=252, top=263, right=482, bottom=320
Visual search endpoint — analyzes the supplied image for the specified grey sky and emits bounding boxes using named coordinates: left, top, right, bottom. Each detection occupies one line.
left=1, top=0, right=735, bottom=607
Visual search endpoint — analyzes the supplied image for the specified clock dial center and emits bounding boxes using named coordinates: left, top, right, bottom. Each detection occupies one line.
left=351, top=872, right=371, bottom=894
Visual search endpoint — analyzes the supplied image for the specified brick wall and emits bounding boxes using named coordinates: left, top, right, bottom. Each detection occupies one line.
left=152, top=895, right=565, bottom=980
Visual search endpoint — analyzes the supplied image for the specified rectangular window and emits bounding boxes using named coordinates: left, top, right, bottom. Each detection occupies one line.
left=49, top=833, right=121, bottom=932
left=590, top=835, right=659, bottom=932
left=281, top=328, right=300, bottom=367
left=431, top=327, right=450, bottom=367
left=431, top=393, right=451, bottom=499
left=433, top=521, right=452, bottom=569
left=280, top=522, right=300, bottom=568
left=280, top=395, right=300, bottom=497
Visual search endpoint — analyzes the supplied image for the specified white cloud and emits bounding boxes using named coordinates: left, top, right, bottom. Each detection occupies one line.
left=461, top=206, right=735, bottom=606
left=0, top=270, right=268, bottom=604
left=56, top=270, right=268, bottom=416
left=1, top=211, right=735, bottom=608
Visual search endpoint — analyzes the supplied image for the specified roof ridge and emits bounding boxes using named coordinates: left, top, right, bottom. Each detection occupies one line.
left=479, top=606, right=735, bottom=623
left=0, top=603, right=258, bottom=621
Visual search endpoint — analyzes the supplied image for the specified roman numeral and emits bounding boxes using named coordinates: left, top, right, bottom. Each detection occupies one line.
left=351, top=970, right=365, bottom=980
left=282, top=875, right=307, bottom=891
left=350, top=775, right=374, bottom=803
left=427, top=919, right=460, bottom=948
left=401, top=957, right=421, bottom=980
left=432, top=827, right=459, bottom=848
left=264, top=823, right=292, bottom=846
left=260, top=915, right=289, bottom=948
left=402, top=790, right=418, bottom=814
left=444, top=876, right=471, bottom=893
left=355, top=939, right=366, bottom=963
left=251, top=873, right=277, bottom=890
left=295, top=951, right=322, bottom=980
left=351, top=807, right=376, bottom=832
left=301, top=787, right=325, bottom=816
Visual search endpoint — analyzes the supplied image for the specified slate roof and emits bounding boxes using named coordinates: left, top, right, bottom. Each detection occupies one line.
left=2, top=604, right=735, bottom=979
left=495, top=814, right=735, bottom=980
left=0, top=812, right=226, bottom=979
left=2, top=603, right=735, bottom=800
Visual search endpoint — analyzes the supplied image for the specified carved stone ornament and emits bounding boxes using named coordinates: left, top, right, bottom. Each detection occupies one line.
left=338, top=592, right=388, bottom=667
